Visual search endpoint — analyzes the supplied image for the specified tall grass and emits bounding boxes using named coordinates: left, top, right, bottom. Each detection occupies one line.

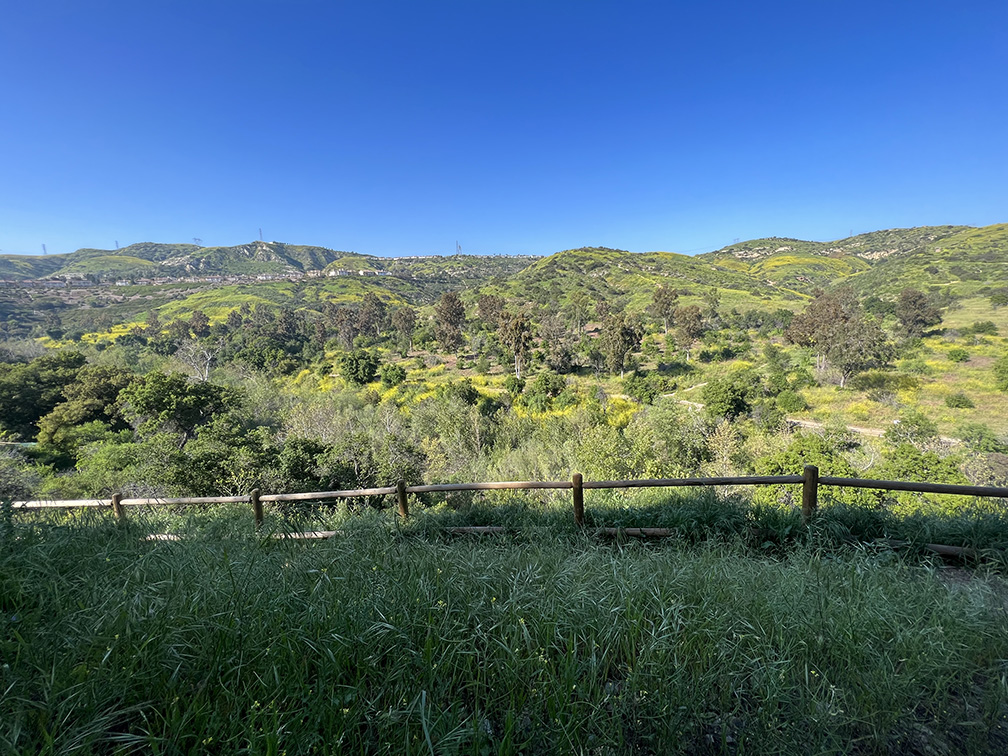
left=3, top=500, right=1008, bottom=754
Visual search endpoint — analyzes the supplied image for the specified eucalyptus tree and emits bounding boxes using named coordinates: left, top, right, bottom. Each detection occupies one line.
left=498, top=310, right=533, bottom=379
left=435, top=292, right=465, bottom=351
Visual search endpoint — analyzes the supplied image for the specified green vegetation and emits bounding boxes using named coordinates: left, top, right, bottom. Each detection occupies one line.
left=3, top=504, right=1008, bottom=754
left=3, top=222, right=1008, bottom=754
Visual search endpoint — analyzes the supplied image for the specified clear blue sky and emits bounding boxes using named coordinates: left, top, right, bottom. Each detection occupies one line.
left=2, top=1, right=1006, bottom=257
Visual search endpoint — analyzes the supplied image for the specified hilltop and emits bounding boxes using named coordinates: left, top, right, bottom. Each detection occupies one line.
left=3, top=224, right=1004, bottom=301
left=2, top=224, right=1007, bottom=340
left=0, top=241, right=349, bottom=281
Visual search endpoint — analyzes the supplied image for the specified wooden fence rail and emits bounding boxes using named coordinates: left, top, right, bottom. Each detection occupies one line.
left=8, top=467, right=1008, bottom=537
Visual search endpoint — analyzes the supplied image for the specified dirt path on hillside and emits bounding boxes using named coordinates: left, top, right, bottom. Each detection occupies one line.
left=664, top=396, right=962, bottom=444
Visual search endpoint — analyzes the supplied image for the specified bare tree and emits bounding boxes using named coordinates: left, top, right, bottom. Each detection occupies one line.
left=174, top=338, right=220, bottom=382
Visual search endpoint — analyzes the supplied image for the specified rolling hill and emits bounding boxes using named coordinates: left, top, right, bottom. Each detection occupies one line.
left=2, top=225, right=1006, bottom=336
left=0, top=241, right=348, bottom=280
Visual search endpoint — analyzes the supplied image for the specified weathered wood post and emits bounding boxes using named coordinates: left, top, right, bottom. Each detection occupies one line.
left=111, top=493, right=125, bottom=525
left=1, top=499, right=11, bottom=547
left=572, top=472, right=584, bottom=528
left=802, top=465, right=819, bottom=526
left=251, top=488, right=263, bottom=530
left=397, top=480, right=409, bottom=519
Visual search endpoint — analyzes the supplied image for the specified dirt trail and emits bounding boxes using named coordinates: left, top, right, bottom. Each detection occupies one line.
left=665, top=396, right=961, bottom=444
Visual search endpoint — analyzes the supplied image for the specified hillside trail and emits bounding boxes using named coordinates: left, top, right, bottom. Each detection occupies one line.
left=664, top=392, right=961, bottom=444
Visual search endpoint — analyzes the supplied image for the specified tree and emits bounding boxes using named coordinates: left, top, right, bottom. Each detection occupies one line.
left=498, top=311, right=533, bottom=379
left=785, top=289, right=860, bottom=364
left=476, top=294, right=504, bottom=330
left=0, top=351, right=87, bottom=439
left=119, top=372, right=236, bottom=443
left=43, top=312, right=63, bottom=339
left=785, top=289, right=891, bottom=386
left=36, top=365, right=136, bottom=454
left=600, top=312, right=642, bottom=377
left=895, top=288, right=940, bottom=339
left=144, top=311, right=163, bottom=337
left=174, top=338, right=220, bottom=382
left=884, top=408, right=938, bottom=450
left=565, top=290, right=591, bottom=334
left=650, top=285, right=679, bottom=335
left=988, top=288, right=1008, bottom=309
left=703, top=287, right=722, bottom=327
left=435, top=292, right=466, bottom=351
left=189, top=309, right=211, bottom=339
left=224, top=308, right=243, bottom=333
left=339, top=349, right=379, bottom=385
left=824, top=315, right=892, bottom=387
left=539, top=314, right=573, bottom=373
left=391, top=306, right=417, bottom=353
left=673, top=305, right=705, bottom=361
left=327, top=305, right=359, bottom=349
left=357, top=293, right=387, bottom=338
left=165, top=318, right=192, bottom=344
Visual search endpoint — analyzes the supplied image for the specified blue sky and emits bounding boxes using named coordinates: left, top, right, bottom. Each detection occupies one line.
left=2, top=1, right=1006, bottom=257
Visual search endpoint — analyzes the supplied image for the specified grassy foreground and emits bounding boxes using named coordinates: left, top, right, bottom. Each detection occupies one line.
left=3, top=505, right=1008, bottom=755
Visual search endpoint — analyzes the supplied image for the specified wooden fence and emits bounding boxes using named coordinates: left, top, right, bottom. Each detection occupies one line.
left=10, top=466, right=1008, bottom=544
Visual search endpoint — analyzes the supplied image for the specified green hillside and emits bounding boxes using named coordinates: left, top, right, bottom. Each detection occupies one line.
left=847, top=224, right=1008, bottom=297
left=0, top=252, right=68, bottom=279
left=505, top=247, right=801, bottom=314
left=0, top=241, right=347, bottom=280
left=698, top=225, right=970, bottom=294
left=2, top=224, right=1007, bottom=341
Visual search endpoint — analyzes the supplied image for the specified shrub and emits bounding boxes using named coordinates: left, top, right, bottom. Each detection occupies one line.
left=379, top=363, right=407, bottom=389
left=899, top=358, right=933, bottom=376
left=623, top=371, right=673, bottom=404
left=702, top=372, right=757, bottom=420
left=503, top=375, right=525, bottom=399
left=995, top=356, right=1008, bottom=393
left=850, top=370, right=918, bottom=392
left=884, top=409, right=938, bottom=449
left=441, top=379, right=479, bottom=405
left=775, top=389, right=808, bottom=413
left=947, top=348, right=969, bottom=363
left=339, top=349, right=379, bottom=385
left=962, top=320, right=998, bottom=336
left=956, top=422, right=1008, bottom=453
left=945, top=392, right=975, bottom=409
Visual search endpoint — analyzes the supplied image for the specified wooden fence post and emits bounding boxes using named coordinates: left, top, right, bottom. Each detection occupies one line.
left=251, top=489, right=262, bottom=530
left=1, top=499, right=11, bottom=546
left=111, top=493, right=125, bottom=525
left=572, top=473, right=584, bottom=528
left=802, top=465, right=819, bottom=526
left=397, top=480, right=409, bottom=519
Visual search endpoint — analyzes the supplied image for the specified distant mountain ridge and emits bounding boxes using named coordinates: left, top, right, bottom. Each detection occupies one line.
left=1, top=224, right=1005, bottom=301
left=0, top=241, right=347, bottom=280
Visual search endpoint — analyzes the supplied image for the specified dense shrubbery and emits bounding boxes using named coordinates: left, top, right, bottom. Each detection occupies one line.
left=2, top=273, right=1006, bottom=506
